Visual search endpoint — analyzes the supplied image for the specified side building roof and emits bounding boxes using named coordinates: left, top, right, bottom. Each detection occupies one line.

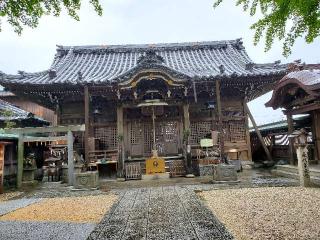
left=0, top=99, right=46, bottom=123
left=266, top=64, right=320, bottom=109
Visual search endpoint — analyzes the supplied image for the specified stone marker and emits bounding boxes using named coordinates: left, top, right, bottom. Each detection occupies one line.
left=213, top=164, right=237, bottom=181
left=73, top=171, right=99, bottom=189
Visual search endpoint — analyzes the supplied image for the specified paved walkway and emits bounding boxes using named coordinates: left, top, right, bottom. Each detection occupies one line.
left=88, top=186, right=233, bottom=240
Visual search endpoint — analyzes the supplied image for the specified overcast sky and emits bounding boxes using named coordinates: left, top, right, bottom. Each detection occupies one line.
left=0, top=0, right=319, bottom=125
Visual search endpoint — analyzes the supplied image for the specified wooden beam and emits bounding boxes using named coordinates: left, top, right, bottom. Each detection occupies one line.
left=84, top=85, right=90, bottom=164
left=67, top=130, right=74, bottom=185
left=215, top=80, right=224, bottom=156
left=22, top=136, right=67, bottom=143
left=287, top=113, right=295, bottom=165
left=283, top=102, right=320, bottom=115
left=17, top=134, right=24, bottom=188
left=3, top=125, right=85, bottom=134
left=244, top=102, right=273, bottom=162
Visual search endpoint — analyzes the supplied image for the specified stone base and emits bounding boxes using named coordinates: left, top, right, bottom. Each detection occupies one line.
left=61, top=166, right=69, bottom=184
left=199, top=164, right=214, bottom=176
left=185, top=174, right=195, bottom=178
left=73, top=171, right=99, bottom=189
left=117, top=178, right=126, bottom=182
left=213, top=164, right=237, bottom=181
left=228, top=160, right=242, bottom=172
left=142, top=173, right=170, bottom=180
left=22, top=168, right=36, bottom=182
left=21, top=180, right=38, bottom=188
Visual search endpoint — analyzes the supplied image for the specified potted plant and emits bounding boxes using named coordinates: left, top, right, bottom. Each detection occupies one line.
left=23, top=153, right=37, bottom=182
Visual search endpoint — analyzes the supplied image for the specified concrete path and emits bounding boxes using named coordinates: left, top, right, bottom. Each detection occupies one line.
left=88, top=186, right=233, bottom=240
left=0, top=221, right=95, bottom=240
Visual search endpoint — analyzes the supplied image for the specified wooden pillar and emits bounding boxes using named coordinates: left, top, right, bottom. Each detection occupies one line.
left=117, top=106, right=124, bottom=177
left=287, top=113, right=295, bottom=165
left=67, top=131, right=74, bottom=185
left=183, top=104, right=190, bottom=130
left=215, top=80, right=224, bottom=157
left=244, top=100, right=252, bottom=161
left=182, top=103, right=192, bottom=174
left=17, top=134, right=24, bottom=188
left=312, top=110, right=320, bottom=163
left=84, top=86, right=90, bottom=165
left=244, top=102, right=273, bottom=162
left=54, top=104, right=60, bottom=126
left=0, top=143, right=5, bottom=193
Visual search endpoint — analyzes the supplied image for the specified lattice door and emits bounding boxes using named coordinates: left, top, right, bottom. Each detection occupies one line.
left=94, top=125, right=118, bottom=150
left=130, top=121, right=144, bottom=156
left=129, top=120, right=180, bottom=157
left=157, top=121, right=179, bottom=155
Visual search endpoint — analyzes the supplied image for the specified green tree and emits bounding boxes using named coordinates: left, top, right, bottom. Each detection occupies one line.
left=0, top=0, right=102, bottom=34
left=1, top=109, right=16, bottom=128
left=214, top=0, right=320, bottom=56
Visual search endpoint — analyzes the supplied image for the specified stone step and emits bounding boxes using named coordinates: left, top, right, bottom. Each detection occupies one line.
left=275, top=164, right=320, bottom=178
left=272, top=168, right=320, bottom=185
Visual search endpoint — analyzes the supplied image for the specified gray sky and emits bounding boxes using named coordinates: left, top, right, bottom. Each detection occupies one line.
left=0, top=0, right=319, bottom=125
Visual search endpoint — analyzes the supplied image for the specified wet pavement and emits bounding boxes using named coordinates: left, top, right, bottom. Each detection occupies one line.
left=88, top=186, right=233, bottom=240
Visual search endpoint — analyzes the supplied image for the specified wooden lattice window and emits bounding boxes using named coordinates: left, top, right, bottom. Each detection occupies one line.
left=130, top=122, right=143, bottom=144
left=94, top=125, right=118, bottom=150
left=144, top=123, right=152, bottom=155
left=162, top=122, right=178, bottom=142
left=229, top=120, right=246, bottom=142
left=190, top=121, right=212, bottom=145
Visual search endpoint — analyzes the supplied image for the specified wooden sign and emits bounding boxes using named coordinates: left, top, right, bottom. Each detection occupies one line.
left=146, top=157, right=165, bottom=174
left=0, top=144, right=4, bottom=194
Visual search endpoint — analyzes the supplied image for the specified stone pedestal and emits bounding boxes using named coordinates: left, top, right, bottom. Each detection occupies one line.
left=297, top=146, right=311, bottom=187
left=142, top=173, right=170, bottom=180
left=228, top=159, right=242, bottom=172
left=74, top=164, right=83, bottom=174
left=213, top=164, right=237, bottom=181
left=22, top=168, right=36, bottom=182
left=22, top=168, right=37, bottom=187
left=199, top=164, right=214, bottom=176
left=61, top=165, right=69, bottom=184
left=73, top=171, right=99, bottom=189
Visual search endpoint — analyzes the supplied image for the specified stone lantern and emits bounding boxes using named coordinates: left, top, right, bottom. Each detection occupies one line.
left=288, top=128, right=310, bottom=187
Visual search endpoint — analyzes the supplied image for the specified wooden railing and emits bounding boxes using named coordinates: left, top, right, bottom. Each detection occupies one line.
left=88, top=149, right=118, bottom=163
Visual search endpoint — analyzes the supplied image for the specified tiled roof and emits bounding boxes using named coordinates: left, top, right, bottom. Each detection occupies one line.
left=0, top=99, right=43, bottom=121
left=282, top=69, right=320, bottom=88
left=1, top=39, right=287, bottom=85
left=266, top=66, right=320, bottom=109
left=249, top=115, right=310, bottom=133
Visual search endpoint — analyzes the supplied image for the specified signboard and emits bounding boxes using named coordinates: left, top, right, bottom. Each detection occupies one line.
left=0, top=144, right=4, bottom=194
left=200, top=138, right=213, bottom=148
left=146, top=157, right=165, bottom=174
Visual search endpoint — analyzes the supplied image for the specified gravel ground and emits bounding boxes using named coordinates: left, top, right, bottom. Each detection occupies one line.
left=199, top=187, right=320, bottom=240
left=0, top=221, right=95, bottom=240
left=23, top=182, right=106, bottom=198
left=0, top=195, right=117, bottom=223
left=88, top=186, right=233, bottom=240
left=0, top=198, right=41, bottom=216
left=0, top=192, right=23, bottom=202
